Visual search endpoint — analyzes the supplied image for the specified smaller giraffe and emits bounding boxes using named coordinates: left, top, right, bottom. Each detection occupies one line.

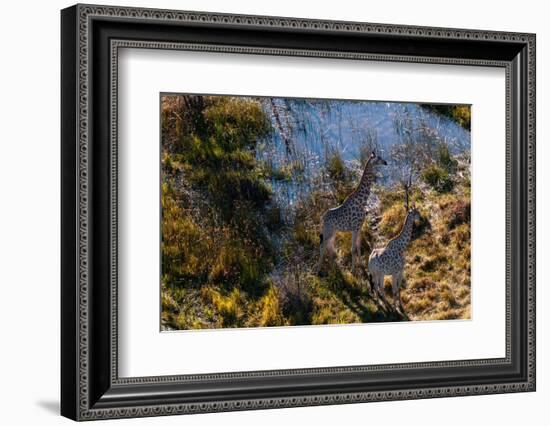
left=317, top=151, right=387, bottom=273
left=368, top=206, right=421, bottom=307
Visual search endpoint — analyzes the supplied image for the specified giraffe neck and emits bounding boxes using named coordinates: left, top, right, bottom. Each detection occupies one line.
left=391, top=212, right=415, bottom=255
left=354, top=158, right=376, bottom=201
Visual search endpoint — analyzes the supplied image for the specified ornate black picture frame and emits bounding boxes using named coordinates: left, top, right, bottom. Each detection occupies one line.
left=61, top=4, right=536, bottom=421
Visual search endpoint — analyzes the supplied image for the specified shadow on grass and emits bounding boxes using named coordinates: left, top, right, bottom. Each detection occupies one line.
left=322, top=264, right=407, bottom=323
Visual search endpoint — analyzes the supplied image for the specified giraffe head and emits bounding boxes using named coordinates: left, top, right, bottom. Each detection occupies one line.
left=369, top=151, right=388, bottom=166
left=407, top=205, right=421, bottom=222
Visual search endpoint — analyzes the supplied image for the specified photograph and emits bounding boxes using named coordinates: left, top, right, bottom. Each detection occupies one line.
left=57, top=3, right=536, bottom=421
left=160, top=94, right=472, bottom=330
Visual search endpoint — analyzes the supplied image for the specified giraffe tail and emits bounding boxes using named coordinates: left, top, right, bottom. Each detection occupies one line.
left=319, top=233, right=324, bottom=245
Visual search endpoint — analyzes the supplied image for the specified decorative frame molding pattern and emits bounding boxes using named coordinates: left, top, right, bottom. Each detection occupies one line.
left=109, top=40, right=512, bottom=383
left=61, top=3, right=536, bottom=421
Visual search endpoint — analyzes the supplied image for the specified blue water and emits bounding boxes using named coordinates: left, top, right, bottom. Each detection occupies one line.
left=254, top=98, right=470, bottom=209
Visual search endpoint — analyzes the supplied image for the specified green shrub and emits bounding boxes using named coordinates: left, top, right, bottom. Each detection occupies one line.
left=327, top=152, right=348, bottom=183
left=326, top=152, right=357, bottom=203
left=422, top=164, right=454, bottom=193
left=163, top=95, right=273, bottom=220
left=437, top=143, right=458, bottom=173
left=421, top=104, right=471, bottom=130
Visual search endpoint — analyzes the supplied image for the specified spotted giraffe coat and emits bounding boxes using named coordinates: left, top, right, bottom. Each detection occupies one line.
left=318, top=153, right=387, bottom=271
left=368, top=207, right=420, bottom=299
left=321, top=162, right=377, bottom=236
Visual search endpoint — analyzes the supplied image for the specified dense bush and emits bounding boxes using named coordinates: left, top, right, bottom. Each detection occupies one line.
left=326, top=152, right=355, bottom=203
left=161, top=95, right=278, bottom=329
left=422, top=164, right=454, bottom=193
left=421, top=104, right=471, bottom=130
left=437, top=142, right=458, bottom=173
left=168, top=96, right=272, bottom=218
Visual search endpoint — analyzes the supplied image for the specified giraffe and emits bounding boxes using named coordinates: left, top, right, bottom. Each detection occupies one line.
left=317, top=151, right=387, bottom=273
left=368, top=205, right=421, bottom=308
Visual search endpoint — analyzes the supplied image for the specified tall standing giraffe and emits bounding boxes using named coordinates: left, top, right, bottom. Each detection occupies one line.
left=368, top=205, right=421, bottom=307
left=317, top=151, right=387, bottom=273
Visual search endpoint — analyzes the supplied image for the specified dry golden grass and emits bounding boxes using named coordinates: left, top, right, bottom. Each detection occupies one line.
left=395, top=190, right=471, bottom=321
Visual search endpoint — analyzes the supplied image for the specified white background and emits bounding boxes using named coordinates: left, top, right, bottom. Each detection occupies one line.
left=0, top=0, right=547, bottom=425
left=119, top=49, right=506, bottom=377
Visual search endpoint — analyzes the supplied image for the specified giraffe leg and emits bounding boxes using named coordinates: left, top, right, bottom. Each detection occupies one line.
left=392, top=273, right=402, bottom=308
left=373, top=273, right=382, bottom=296
left=351, top=231, right=359, bottom=271
left=317, top=227, right=329, bottom=273
left=327, top=233, right=336, bottom=258
left=355, top=230, right=362, bottom=268
left=317, top=240, right=327, bottom=273
left=318, top=229, right=335, bottom=272
left=374, top=273, right=382, bottom=297
left=327, top=235, right=338, bottom=269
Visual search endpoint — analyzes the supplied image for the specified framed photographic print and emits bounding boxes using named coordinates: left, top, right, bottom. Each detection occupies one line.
left=61, top=4, right=536, bottom=421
